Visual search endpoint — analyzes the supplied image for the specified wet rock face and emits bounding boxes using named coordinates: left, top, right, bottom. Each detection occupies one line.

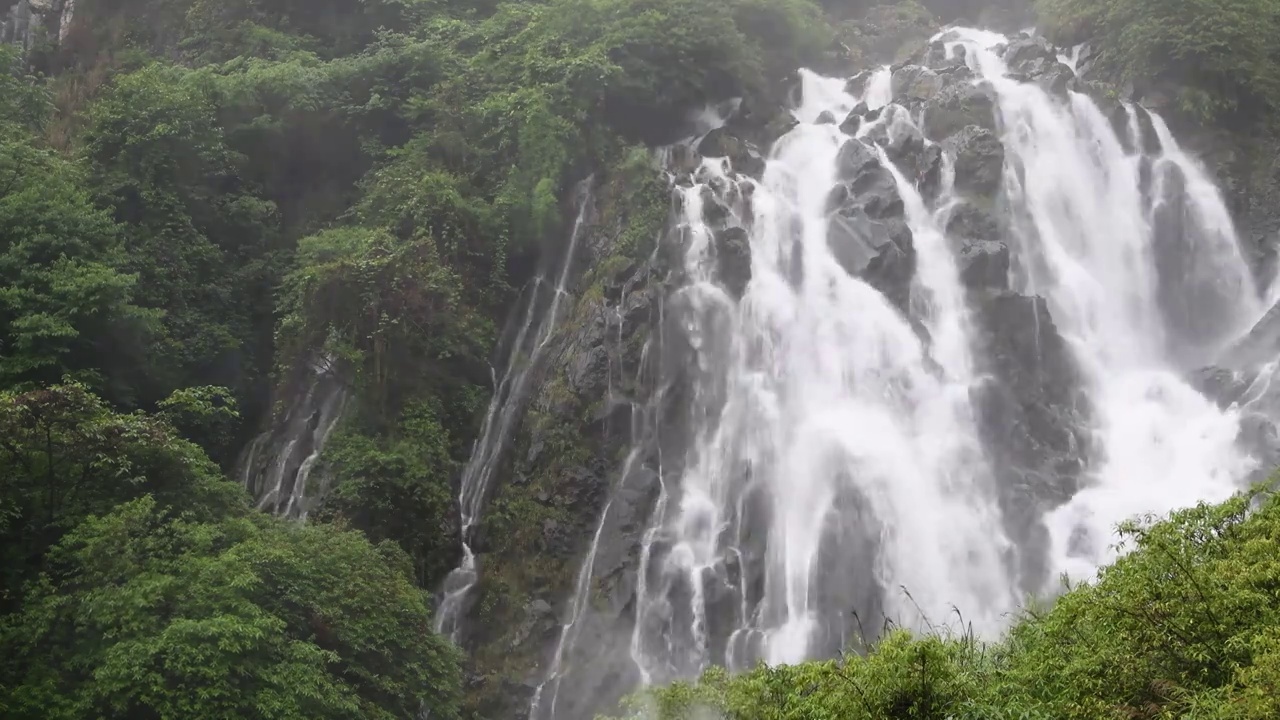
left=923, top=80, right=997, bottom=140
left=1, top=1, right=31, bottom=45
left=237, top=356, right=352, bottom=521
left=1, top=0, right=70, bottom=51
left=998, top=36, right=1076, bottom=96
left=828, top=138, right=917, bottom=311
left=1193, top=299, right=1280, bottom=481
left=959, top=240, right=1010, bottom=291
left=858, top=106, right=944, bottom=197
left=1003, top=36, right=1057, bottom=75
left=946, top=201, right=1001, bottom=242
left=697, top=127, right=767, bottom=179
left=971, top=293, right=1092, bottom=593
left=947, top=125, right=1004, bottom=197
left=460, top=164, right=677, bottom=720
left=1190, top=366, right=1252, bottom=410
left=827, top=208, right=915, bottom=309
left=891, top=65, right=943, bottom=103
left=714, top=226, right=752, bottom=297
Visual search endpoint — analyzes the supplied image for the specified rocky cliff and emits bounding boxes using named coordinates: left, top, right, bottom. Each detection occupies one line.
left=1, top=0, right=71, bottom=52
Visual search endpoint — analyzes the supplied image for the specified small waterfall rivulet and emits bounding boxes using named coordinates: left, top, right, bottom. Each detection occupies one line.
left=435, top=179, right=596, bottom=641
left=239, top=354, right=350, bottom=521
left=531, top=25, right=1274, bottom=719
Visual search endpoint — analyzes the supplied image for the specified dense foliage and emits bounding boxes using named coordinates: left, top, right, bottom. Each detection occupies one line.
left=1, top=496, right=463, bottom=720
left=1037, top=0, right=1280, bottom=123
left=613, top=489, right=1280, bottom=720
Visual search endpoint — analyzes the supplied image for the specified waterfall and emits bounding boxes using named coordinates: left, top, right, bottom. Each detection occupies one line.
left=434, top=179, right=595, bottom=641
left=629, top=66, right=1022, bottom=685
left=933, top=27, right=1260, bottom=581
left=238, top=354, right=349, bottom=521
left=564, top=24, right=1272, bottom=717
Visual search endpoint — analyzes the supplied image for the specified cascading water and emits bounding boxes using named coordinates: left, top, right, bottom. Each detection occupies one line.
left=579, top=25, right=1275, bottom=716
left=519, top=25, right=1274, bottom=720
left=630, top=65, right=1020, bottom=687
left=239, top=353, right=349, bottom=521
left=936, top=27, right=1261, bottom=581
left=435, top=181, right=595, bottom=640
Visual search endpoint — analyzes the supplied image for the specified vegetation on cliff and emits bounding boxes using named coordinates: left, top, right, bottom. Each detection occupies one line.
left=1038, top=0, right=1280, bottom=123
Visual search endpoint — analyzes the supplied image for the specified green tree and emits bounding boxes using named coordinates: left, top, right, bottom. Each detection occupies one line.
left=0, top=117, right=156, bottom=394
left=82, top=62, right=279, bottom=405
left=0, top=495, right=464, bottom=720
left=0, top=382, right=243, bottom=610
left=277, top=225, right=491, bottom=423
left=313, top=399, right=460, bottom=586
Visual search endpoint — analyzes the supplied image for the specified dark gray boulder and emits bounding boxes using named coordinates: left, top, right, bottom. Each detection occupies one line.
left=861, top=108, right=941, bottom=188
left=891, top=65, right=943, bottom=103
left=714, top=226, right=753, bottom=297
left=959, top=240, right=1010, bottom=291
left=839, top=112, right=862, bottom=136
left=945, top=201, right=1001, bottom=243
left=836, top=138, right=879, bottom=181
left=845, top=70, right=872, bottom=98
left=827, top=208, right=915, bottom=311
left=1190, top=366, right=1252, bottom=410
left=697, top=127, right=767, bottom=178
left=923, top=80, right=997, bottom=141
left=946, top=125, right=1004, bottom=197
left=922, top=39, right=967, bottom=71
left=1003, top=36, right=1057, bottom=75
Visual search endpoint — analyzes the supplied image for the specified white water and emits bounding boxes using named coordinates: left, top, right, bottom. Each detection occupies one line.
left=610, top=27, right=1270, bottom=708
left=630, top=64, right=1021, bottom=685
left=938, top=27, right=1260, bottom=580
left=240, top=354, right=348, bottom=521
left=529, top=499, right=614, bottom=720
left=435, top=182, right=594, bottom=640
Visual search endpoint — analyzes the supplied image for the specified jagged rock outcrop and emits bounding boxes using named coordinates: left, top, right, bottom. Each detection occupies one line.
left=971, top=293, right=1091, bottom=591
left=924, top=79, right=997, bottom=140
left=1, top=0, right=71, bottom=52
left=827, top=136, right=917, bottom=311
left=947, top=125, right=1004, bottom=196
left=697, top=127, right=767, bottom=179
left=0, top=0, right=34, bottom=47
left=891, top=64, right=943, bottom=103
